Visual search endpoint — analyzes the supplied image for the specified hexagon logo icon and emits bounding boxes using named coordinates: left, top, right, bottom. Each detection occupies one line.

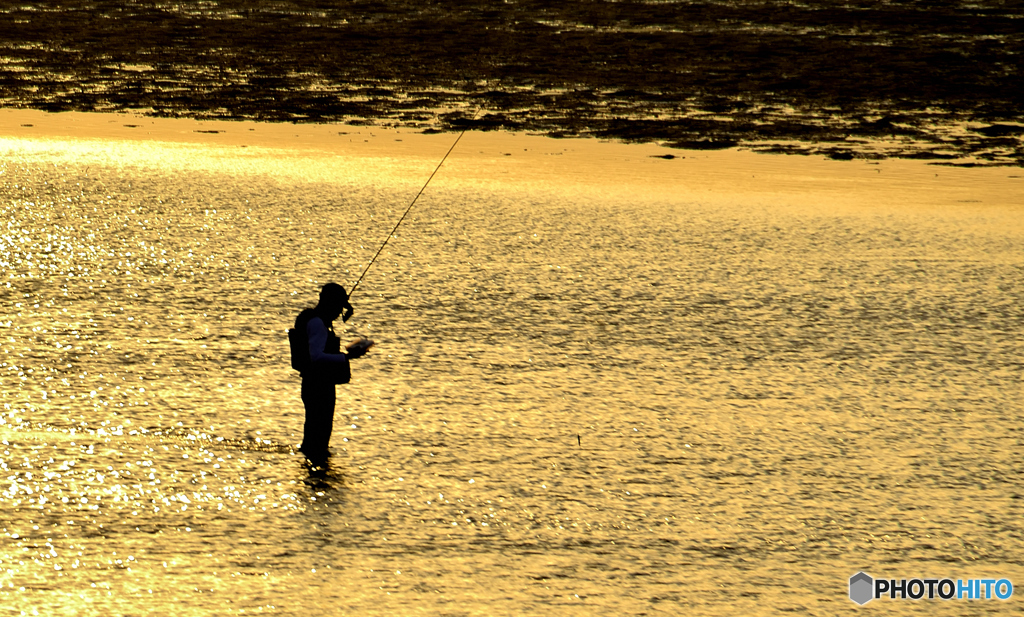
left=850, top=572, right=874, bottom=605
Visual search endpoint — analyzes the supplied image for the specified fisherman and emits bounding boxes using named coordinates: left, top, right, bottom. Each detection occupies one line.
left=292, top=283, right=372, bottom=462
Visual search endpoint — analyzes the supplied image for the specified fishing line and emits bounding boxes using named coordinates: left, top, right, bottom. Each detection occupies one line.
left=348, top=114, right=476, bottom=297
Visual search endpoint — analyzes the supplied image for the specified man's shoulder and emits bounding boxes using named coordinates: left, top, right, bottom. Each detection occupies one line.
left=295, top=307, right=318, bottom=330
left=305, top=315, right=327, bottom=334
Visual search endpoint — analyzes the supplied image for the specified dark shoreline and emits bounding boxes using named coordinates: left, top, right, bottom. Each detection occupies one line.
left=2, top=1, right=1022, bottom=165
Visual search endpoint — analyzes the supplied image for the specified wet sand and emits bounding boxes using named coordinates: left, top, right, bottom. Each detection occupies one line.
left=5, top=108, right=1022, bottom=208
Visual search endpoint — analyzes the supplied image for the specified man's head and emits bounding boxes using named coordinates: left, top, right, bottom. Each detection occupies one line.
left=317, top=283, right=353, bottom=322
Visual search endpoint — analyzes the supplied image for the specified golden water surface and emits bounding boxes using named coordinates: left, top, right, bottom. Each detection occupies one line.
left=1, top=110, right=1022, bottom=615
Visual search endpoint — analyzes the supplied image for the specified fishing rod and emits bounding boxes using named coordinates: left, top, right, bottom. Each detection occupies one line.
left=348, top=112, right=477, bottom=298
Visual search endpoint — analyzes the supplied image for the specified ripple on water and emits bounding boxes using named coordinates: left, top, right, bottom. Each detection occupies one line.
left=1, top=136, right=1023, bottom=614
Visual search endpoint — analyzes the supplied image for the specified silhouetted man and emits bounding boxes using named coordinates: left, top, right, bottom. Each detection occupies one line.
left=291, top=283, right=372, bottom=462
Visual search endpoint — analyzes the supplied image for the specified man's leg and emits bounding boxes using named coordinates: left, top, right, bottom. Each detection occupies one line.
left=300, top=378, right=336, bottom=458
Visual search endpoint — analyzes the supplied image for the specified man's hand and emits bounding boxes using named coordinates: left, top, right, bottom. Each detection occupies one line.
left=346, top=338, right=374, bottom=359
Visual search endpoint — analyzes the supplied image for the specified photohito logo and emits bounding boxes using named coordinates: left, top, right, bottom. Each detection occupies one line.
left=849, top=572, right=1013, bottom=605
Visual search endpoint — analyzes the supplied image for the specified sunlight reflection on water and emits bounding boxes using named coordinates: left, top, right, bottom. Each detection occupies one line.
left=1, top=127, right=1023, bottom=615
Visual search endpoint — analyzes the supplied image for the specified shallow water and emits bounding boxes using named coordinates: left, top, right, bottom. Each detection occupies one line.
left=1, top=117, right=1023, bottom=615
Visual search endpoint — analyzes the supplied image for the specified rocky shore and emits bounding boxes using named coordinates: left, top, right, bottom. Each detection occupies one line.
left=2, top=1, right=1021, bottom=165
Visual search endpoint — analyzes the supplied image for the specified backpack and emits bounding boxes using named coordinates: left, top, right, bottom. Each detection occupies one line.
left=288, top=308, right=316, bottom=372
left=289, top=308, right=350, bottom=383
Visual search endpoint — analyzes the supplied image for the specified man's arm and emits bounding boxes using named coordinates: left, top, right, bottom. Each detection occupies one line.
left=307, top=317, right=348, bottom=364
